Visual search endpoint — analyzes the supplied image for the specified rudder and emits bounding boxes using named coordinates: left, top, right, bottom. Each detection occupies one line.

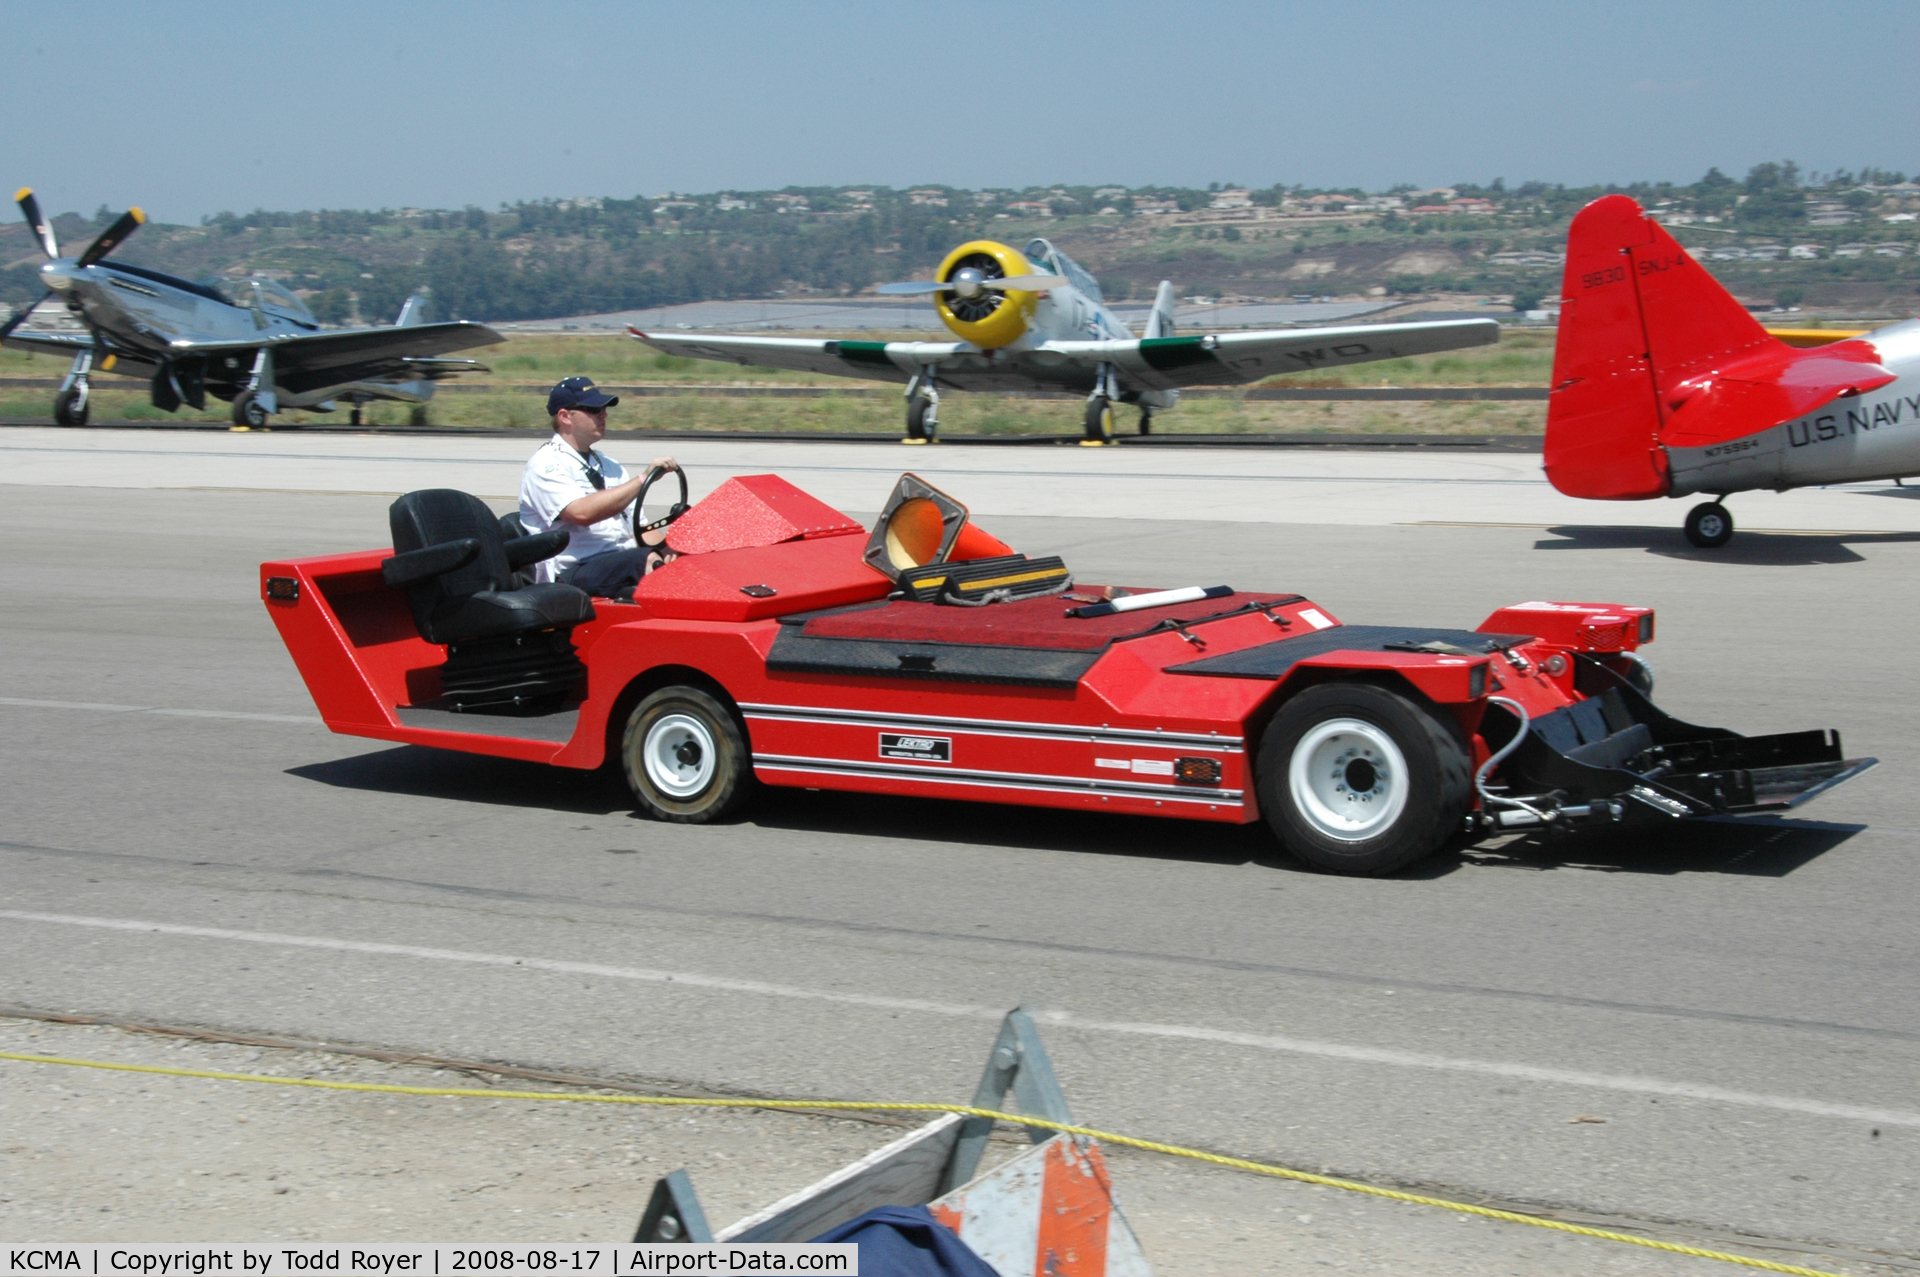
left=1545, top=195, right=1777, bottom=499
left=1142, top=280, right=1177, bottom=339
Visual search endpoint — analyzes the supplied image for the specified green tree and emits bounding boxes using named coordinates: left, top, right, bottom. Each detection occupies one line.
left=308, top=287, right=353, bottom=324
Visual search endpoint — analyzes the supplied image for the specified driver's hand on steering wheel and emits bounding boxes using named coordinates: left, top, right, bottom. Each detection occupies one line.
left=650, top=455, right=678, bottom=473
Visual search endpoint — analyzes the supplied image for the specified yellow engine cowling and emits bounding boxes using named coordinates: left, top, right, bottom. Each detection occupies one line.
left=933, top=241, right=1040, bottom=349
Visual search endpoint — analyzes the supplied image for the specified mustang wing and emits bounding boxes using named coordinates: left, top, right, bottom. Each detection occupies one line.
left=166, top=321, right=505, bottom=394
left=1047, top=318, right=1503, bottom=390
left=1, top=330, right=94, bottom=358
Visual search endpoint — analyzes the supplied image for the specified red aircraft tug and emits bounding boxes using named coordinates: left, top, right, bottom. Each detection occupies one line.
left=261, top=469, right=1873, bottom=875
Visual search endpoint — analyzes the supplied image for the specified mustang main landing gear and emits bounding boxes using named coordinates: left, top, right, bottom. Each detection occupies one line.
left=1684, top=500, right=1734, bottom=549
left=53, top=349, right=91, bottom=426
left=231, top=390, right=270, bottom=428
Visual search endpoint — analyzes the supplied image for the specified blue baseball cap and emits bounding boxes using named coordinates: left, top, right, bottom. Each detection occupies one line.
left=547, top=376, right=620, bottom=417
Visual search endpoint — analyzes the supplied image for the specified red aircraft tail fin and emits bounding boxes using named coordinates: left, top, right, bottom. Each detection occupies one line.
left=1544, top=195, right=1777, bottom=499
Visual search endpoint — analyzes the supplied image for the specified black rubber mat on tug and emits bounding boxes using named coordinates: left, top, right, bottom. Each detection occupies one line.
left=1168, top=625, right=1534, bottom=679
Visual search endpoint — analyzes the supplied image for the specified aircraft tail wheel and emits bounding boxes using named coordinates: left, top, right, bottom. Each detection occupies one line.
left=232, top=390, right=269, bottom=428
left=905, top=394, right=935, bottom=444
left=1256, top=681, right=1471, bottom=876
left=53, top=387, right=88, bottom=427
left=622, top=685, right=756, bottom=823
left=1138, top=408, right=1153, bottom=436
left=1684, top=501, right=1734, bottom=548
left=1082, top=395, right=1115, bottom=446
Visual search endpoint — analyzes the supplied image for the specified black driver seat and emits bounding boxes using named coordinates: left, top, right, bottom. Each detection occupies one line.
left=386, top=489, right=595, bottom=712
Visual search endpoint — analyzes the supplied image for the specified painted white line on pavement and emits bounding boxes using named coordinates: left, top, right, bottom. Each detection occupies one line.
left=0, top=698, right=322, bottom=725
left=4, top=908, right=1916, bottom=1130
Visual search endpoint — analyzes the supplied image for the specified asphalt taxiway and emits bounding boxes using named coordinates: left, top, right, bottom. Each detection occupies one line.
left=2, top=429, right=1917, bottom=1268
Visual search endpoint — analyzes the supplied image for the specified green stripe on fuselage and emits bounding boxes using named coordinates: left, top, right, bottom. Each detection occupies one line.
left=1137, top=336, right=1216, bottom=372
left=831, top=340, right=894, bottom=367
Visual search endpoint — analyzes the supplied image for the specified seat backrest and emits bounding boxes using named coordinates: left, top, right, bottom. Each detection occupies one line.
left=389, top=489, right=514, bottom=633
left=498, top=511, right=536, bottom=588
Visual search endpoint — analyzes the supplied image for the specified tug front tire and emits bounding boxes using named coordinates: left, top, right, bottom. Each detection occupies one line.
left=1684, top=501, right=1734, bottom=548
left=622, top=686, right=755, bottom=823
left=1257, top=682, right=1471, bottom=876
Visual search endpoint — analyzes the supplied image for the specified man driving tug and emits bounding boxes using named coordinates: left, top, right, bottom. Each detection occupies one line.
left=519, top=376, right=679, bottom=598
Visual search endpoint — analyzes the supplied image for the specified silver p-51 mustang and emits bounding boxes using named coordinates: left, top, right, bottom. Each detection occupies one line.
left=1, top=189, right=503, bottom=427
left=631, top=236, right=1501, bottom=442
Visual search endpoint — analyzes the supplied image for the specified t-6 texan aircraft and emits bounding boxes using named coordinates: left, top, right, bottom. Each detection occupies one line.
left=1548, top=194, right=1919, bottom=546
left=0, top=190, right=503, bottom=427
left=629, top=237, right=1501, bottom=443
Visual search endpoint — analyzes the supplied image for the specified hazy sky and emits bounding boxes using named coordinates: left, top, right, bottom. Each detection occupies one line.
left=5, top=0, right=1915, bottom=225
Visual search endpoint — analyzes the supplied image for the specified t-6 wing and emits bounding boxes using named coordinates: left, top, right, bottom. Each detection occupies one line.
left=630, top=328, right=959, bottom=384
left=1050, top=318, right=1503, bottom=390
left=630, top=318, right=1500, bottom=393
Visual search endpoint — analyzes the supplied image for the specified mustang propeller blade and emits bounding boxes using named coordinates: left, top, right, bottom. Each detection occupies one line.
left=0, top=290, right=54, bottom=340
left=875, top=274, right=1069, bottom=296
left=15, top=187, right=58, bottom=259
left=76, top=206, right=146, bottom=267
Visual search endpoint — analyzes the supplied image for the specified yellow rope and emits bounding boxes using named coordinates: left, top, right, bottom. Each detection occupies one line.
left=0, top=1049, right=1852, bottom=1277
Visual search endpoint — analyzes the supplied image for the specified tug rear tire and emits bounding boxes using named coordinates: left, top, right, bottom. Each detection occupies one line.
left=1257, top=682, right=1471, bottom=876
left=622, top=686, right=755, bottom=823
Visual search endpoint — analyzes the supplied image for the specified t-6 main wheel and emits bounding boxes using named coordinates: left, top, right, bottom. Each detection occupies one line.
left=622, top=686, right=755, bottom=823
left=1257, top=682, right=1471, bottom=876
left=1082, top=395, right=1115, bottom=445
left=905, top=394, right=936, bottom=442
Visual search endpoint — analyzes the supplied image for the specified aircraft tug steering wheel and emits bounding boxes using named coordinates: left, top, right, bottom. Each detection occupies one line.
left=634, top=464, right=690, bottom=536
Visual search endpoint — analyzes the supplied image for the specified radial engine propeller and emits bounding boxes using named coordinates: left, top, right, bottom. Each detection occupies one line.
left=876, top=254, right=1067, bottom=324
left=0, top=188, right=146, bottom=340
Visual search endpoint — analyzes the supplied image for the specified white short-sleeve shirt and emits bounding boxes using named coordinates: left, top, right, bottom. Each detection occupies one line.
left=519, top=435, right=637, bottom=582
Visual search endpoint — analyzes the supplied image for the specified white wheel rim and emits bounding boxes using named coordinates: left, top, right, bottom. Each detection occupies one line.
left=1698, top=513, right=1725, bottom=539
left=1288, top=717, right=1410, bottom=841
left=644, top=712, right=717, bottom=798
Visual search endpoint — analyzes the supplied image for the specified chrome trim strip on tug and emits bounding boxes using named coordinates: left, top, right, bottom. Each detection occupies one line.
left=751, top=752, right=1245, bottom=806
left=738, top=702, right=1243, bottom=751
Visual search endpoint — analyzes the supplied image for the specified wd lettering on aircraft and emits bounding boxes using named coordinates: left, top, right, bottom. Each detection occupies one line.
left=1286, top=342, right=1372, bottom=368
left=1580, top=265, right=1627, bottom=290
left=1702, top=437, right=1762, bottom=458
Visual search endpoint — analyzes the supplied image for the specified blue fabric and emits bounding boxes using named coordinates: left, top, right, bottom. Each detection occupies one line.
left=807, top=1205, right=999, bottom=1276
